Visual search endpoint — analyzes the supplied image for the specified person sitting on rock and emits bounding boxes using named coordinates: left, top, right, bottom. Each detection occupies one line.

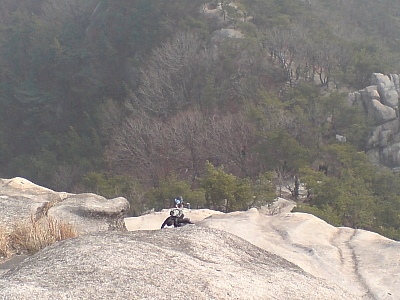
left=161, top=208, right=193, bottom=229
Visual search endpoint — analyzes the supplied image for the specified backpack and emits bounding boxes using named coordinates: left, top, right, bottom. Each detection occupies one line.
left=170, top=208, right=183, bottom=218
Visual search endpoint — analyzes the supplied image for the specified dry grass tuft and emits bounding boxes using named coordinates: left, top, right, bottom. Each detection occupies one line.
left=0, top=225, right=12, bottom=259
left=0, top=216, right=78, bottom=259
left=11, top=215, right=78, bottom=254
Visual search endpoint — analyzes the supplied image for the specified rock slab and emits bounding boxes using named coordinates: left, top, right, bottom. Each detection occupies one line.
left=0, top=177, right=129, bottom=234
left=0, top=227, right=361, bottom=300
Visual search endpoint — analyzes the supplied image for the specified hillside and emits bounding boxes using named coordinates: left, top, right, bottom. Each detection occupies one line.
left=1, top=0, right=400, bottom=240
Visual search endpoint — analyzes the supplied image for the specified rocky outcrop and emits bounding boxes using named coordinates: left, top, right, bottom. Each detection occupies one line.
left=198, top=205, right=400, bottom=299
left=211, top=28, right=244, bottom=41
left=2, top=190, right=398, bottom=299
left=348, top=73, right=400, bottom=167
left=0, top=177, right=129, bottom=234
left=372, top=73, right=399, bottom=109
left=0, top=227, right=361, bottom=300
left=124, top=199, right=399, bottom=299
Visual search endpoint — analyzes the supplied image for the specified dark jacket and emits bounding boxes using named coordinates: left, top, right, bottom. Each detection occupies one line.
left=161, top=215, right=193, bottom=229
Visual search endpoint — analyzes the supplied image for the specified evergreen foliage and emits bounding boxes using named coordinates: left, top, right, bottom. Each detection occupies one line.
left=201, top=161, right=252, bottom=212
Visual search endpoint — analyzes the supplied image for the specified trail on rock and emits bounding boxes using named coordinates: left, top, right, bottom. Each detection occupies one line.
left=331, top=228, right=373, bottom=298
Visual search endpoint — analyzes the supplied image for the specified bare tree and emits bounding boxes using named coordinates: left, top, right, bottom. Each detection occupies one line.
left=206, top=112, right=261, bottom=177
left=106, top=111, right=210, bottom=188
left=265, top=27, right=300, bottom=82
left=166, top=111, right=209, bottom=180
left=130, top=32, right=210, bottom=117
left=106, top=110, right=264, bottom=188
left=105, top=115, right=169, bottom=187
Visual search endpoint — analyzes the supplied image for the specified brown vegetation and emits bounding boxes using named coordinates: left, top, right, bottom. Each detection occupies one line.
left=0, top=227, right=11, bottom=259
left=0, top=216, right=77, bottom=262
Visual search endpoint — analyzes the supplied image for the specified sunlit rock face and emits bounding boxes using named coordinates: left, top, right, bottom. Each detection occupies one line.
left=0, top=227, right=363, bottom=300
left=348, top=73, right=400, bottom=168
left=125, top=199, right=400, bottom=299
left=0, top=177, right=129, bottom=234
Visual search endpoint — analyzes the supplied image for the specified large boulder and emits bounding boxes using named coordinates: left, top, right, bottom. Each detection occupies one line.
left=0, top=177, right=129, bottom=234
left=367, top=118, right=400, bottom=148
left=0, top=227, right=361, bottom=300
left=371, top=73, right=399, bottom=109
left=359, top=85, right=380, bottom=107
left=45, top=193, right=129, bottom=234
left=0, top=177, right=61, bottom=226
left=390, top=74, right=400, bottom=94
left=367, top=99, right=397, bottom=125
left=357, top=84, right=397, bottom=125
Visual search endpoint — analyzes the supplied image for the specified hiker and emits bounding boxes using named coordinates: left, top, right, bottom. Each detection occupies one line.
left=174, top=196, right=184, bottom=208
left=161, top=208, right=193, bottom=229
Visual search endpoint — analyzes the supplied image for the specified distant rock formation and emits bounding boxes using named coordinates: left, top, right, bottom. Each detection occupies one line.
left=348, top=73, right=400, bottom=168
left=211, top=28, right=245, bottom=41
left=0, top=177, right=129, bottom=234
left=0, top=227, right=361, bottom=300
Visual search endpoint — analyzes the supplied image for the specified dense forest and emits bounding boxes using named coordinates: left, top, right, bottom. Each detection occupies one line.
left=1, top=0, right=400, bottom=239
